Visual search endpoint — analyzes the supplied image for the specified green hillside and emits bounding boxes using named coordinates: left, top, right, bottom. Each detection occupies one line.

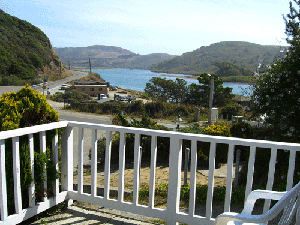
left=54, top=46, right=176, bottom=69
left=151, top=41, right=288, bottom=77
left=0, top=10, right=69, bottom=85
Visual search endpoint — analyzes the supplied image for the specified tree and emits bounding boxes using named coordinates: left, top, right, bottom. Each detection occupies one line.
left=144, top=77, right=187, bottom=103
left=250, top=0, right=300, bottom=142
left=0, top=86, right=59, bottom=212
left=185, top=73, right=233, bottom=107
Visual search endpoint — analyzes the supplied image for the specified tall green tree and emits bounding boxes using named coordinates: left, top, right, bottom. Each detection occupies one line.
left=185, top=73, right=233, bottom=107
left=144, top=77, right=187, bottom=103
left=250, top=0, right=300, bottom=142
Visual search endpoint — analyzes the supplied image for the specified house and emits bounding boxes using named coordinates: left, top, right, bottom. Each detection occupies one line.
left=73, top=82, right=108, bottom=97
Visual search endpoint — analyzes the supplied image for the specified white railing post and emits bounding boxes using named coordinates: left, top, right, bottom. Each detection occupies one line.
left=132, top=133, right=141, bottom=206
left=188, top=139, right=197, bottom=216
left=206, top=142, right=216, bottom=220
left=12, top=137, right=22, bottom=214
left=224, top=144, right=235, bottom=212
left=245, top=146, right=256, bottom=202
left=29, top=134, right=35, bottom=207
left=91, top=129, right=98, bottom=197
left=0, top=139, right=7, bottom=221
left=166, top=137, right=182, bottom=225
left=149, top=135, right=157, bottom=209
left=52, top=132, right=59, bottom=201
left=104, top=131, right=112, bottom=199
left=118, top=132, right=126, bottom=202
left=61, top=126, right=73, bottom=206
left=287, top=150, right=296, bottom=191
left=263, top=148, right=277, bottom=213
left=77, top=128, right=84, bottom=194
left=40, top=131, right=47, bottom=201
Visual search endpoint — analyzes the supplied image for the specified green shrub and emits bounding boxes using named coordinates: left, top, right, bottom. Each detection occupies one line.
left=0, top=86, right=59, bottom=214
left=203, top=124, right=230, bottom=137
left=51, top=90, right=92, bottom=103
left=221, top=102, right=241, bottom=120
left=230, top=122, right=253, bottom=138
left=69, top=100, right=195, bottom=119
left=178, top=123, right=204, bottom=134
left=138, top=183, right=246, bottom=206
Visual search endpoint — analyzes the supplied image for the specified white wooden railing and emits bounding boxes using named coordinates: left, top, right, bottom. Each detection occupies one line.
left=0, top=121, right=299, bottom=225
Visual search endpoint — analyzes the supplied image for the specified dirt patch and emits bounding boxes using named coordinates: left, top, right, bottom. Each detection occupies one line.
left=74, top=162, right=227, bottom=208
left=75, top=162, right=226, bottom=190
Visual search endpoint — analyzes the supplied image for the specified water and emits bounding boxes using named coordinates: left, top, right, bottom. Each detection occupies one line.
left=87, top=69, right=251, bottom=96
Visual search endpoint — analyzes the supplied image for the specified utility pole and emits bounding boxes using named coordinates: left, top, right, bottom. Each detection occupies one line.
left=59, top=61, right=62, bottom=75
left=89, top=58, right=92, bottom=73
left=208, top=74, right=214, bottom=124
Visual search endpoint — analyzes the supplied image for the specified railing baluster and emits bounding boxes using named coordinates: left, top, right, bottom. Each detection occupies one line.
left=78, top=128, right=84, bottom=194
left=287, top=150, right=296, bottom=191
left=61, top=126, right=73, bottom=206
left=206, top=141, right=216, bottom=220
left=224, top=144, right=235, bottom=212
left=149, top=135, right=157, bottom=209
left=167, top=137, right=182, bottom=225
left=263, top=148, right=277, bottom=213
left=13, top=137, right=22, bottom=214
left=0, top=139, right=7, bottom=221
left=29, top=134, right=35, bottom=207
left=245, top=146, right=256, bottom=202
left=118, top=132, right=126, bottom=202
left=104, top=131, right=112, bottom=199
left=132, top=133, right=141, bottom=206
left=188, top=139, right=197, bottom=216
left=40, top=131, right=47, bottom=201
left=52, top=132, right=59, bottom=198
left=91, top=129, right=97, bottom=197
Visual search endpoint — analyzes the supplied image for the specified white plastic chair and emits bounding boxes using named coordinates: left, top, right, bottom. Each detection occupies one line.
left=215, top=182, right=300, bottom=225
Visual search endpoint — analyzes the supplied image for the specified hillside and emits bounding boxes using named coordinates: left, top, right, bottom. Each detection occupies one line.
left=0, top=10, right=70, bottom=85
left=54, top=46, right=176, bottom=69
left=151, top=41, right=288, bottom=77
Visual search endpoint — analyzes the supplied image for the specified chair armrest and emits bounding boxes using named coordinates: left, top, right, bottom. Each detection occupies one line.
left=242, top=190, right=286, bottom=215
left=215, top=212, right=267, bottom=225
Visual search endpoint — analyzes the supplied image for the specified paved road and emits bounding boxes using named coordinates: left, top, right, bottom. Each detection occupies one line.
left=32, top=70, right=89, bottom=94
left=49, top=100, right=113, bottom=168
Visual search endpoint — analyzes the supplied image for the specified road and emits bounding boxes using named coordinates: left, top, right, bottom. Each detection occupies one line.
left=32, top=70, right=89, bottom=95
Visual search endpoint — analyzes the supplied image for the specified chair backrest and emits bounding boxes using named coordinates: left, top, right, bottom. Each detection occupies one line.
left=268, top=182, right=300, bottom=224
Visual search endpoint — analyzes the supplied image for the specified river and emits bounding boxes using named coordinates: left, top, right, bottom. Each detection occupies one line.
left=87, top=69, right=251, bottom=96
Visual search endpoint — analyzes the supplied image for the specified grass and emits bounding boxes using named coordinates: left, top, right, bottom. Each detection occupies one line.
left=19, top=201, right=68, bottom=225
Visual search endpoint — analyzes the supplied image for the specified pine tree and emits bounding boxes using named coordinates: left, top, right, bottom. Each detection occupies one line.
left=251, top=0, right=300, bottom=142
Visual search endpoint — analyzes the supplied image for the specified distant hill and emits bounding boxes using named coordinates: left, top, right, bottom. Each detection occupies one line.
left=54, top=45, right=176, bottom=69
left=150, top=41, right=288, bottom=76
left=0, top=10, right=70, bottom=85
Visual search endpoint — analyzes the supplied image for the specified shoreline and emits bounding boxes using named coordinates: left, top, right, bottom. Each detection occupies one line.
left=76, top=67, right=254, bottom=85
left=74, top=68, right=252, bottom=95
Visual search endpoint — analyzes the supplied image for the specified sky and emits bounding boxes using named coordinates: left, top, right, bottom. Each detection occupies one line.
left=0, top=0, right=292, bottom=55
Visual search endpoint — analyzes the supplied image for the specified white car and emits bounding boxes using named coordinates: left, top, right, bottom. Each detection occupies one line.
left=99, top=94, right=107, bottom=99
left=60, top=84, right=70, bottom=90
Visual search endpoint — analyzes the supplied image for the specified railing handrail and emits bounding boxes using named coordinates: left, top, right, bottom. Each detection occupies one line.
left=68, top=121, right=300, bottom=150
left=0, top=121, right=68, bottom=140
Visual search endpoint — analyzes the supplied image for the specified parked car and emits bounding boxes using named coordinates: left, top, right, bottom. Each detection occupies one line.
left=60, top=84, right=70, bottom=90
left=99, top=94, right=107, bottom=99
left=127, top=95, right=136, bottom=101
left=115, top=95, right=127, bottom=101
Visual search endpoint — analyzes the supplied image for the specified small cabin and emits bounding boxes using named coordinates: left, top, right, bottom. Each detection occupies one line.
left=74, top=83, right=108, bottom=96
